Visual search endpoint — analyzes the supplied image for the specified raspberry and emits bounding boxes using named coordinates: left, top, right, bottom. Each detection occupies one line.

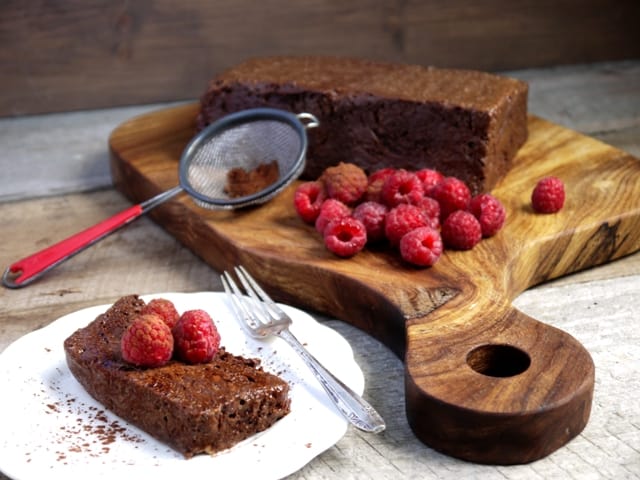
left=384, top=203, right=431, bottom=246
left=381, top=169, right=425, bottom=207
left=173, top=309, right=221, bottom=364
left=531, top=176, right=565, bottom=213
left=321, top=162, right=368, bottom=205
left=429, top=176, right=471, bottom=221
left=323, top=216, right=367, bottom=257
left=365, top=168, right=396, bottom=203
left=413, top=196, right=441, bottom=228
left=315, top=199, right=351, bottom=234
left=352, top=201, right=388, bottom=243
left=368, top=168, right=397, bottom=184
left=469, top=193, right=506, bottom=237
left=416, top=168, right=444, bottom=196
left=141, top=298, right=180, bottom=329
left=441, top=210, right=482, bottom=250
left=294, top=181, right=327, bottom=224
left=400, top=226, right=443, bottom=267
left=121, top=314, right=174, bottom=368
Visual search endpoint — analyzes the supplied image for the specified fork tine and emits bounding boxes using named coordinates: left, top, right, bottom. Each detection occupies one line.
left=221, top=270, right=261, bottom=331
left=234, top=266, right=286, bottom=321
left=231, top=267, right=271, bottom=321
left=235, top=266, right=273, bottom=304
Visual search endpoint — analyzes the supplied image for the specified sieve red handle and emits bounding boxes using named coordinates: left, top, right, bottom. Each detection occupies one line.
left=3, top=204, right=144, bottom=288
left=2, top=186, right=183, bottom=288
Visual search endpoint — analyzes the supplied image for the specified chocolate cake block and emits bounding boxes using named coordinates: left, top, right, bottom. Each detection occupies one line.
left=64, top=295, right=291, bottom=457
left=197, top=56, right=529, bottom=195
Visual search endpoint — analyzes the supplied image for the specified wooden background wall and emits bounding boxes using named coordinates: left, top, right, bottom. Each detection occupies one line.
left=1, top=0, right=639, bottom=117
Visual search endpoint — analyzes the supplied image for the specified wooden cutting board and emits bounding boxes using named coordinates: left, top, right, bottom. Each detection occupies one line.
left=109, top=103, right=640, bottom=465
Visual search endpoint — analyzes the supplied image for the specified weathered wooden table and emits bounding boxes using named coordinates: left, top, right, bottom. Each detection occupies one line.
left=1, top=61, right=638, bottom=479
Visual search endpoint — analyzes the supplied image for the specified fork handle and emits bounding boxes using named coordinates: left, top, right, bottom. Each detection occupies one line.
left=279, top=329, right=386, bottom=433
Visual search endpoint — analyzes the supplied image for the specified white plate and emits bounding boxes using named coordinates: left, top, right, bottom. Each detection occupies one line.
left=0, top=292, right=364, bottom=480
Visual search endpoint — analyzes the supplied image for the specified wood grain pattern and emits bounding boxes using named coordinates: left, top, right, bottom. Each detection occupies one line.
left=108, top=103, right=640, bottom=464
left=2, top=0, right=639, bottom=116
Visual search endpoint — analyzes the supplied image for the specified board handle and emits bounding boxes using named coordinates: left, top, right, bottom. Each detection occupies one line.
left=403, top=303, right=594, bottom=465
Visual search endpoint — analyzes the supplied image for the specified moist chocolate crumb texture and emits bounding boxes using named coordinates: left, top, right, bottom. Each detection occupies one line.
left=197, top=56, right=529, bottom=195
left=63, top=295, right=291, bottom=458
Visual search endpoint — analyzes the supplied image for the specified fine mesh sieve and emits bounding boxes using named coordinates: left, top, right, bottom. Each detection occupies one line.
left=3, top=108, right=319, bottom=288
left=181, top=108, right=318, bottom=209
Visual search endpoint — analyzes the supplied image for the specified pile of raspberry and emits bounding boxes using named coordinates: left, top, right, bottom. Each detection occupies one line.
left=120, top=298, right=221, bottom=368
left=293, top=162, right=507, bottom=266
left=295, top=162, right=565, bottom=267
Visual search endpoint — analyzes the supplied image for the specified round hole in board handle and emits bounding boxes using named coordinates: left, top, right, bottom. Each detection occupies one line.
left=466, top=344, right=531, bottom=378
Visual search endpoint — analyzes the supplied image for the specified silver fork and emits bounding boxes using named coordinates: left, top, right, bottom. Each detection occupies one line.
left=221, top=266, right=386, bottom=434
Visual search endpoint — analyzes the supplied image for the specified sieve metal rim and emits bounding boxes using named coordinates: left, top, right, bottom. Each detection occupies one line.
left=178, top=107, right=313, bottom=209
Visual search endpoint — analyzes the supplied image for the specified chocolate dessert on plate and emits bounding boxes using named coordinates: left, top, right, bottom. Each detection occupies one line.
left=64, top=295, right=291, bottom=458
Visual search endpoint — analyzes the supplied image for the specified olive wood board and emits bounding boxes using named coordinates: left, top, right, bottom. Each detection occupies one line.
left=108, top=103, right=640, bottom=465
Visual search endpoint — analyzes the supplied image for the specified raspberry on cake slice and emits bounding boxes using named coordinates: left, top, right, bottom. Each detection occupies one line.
left=120, top=313, right=174, bottom=368
left=173, top=309, right=221, bottom=364
left=141, top=298, right=180, bottom=329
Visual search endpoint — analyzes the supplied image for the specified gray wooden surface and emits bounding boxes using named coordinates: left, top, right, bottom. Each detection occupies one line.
left=3, top=1, right=638, bottom=116
left=0, top=61, right=639, bottom=479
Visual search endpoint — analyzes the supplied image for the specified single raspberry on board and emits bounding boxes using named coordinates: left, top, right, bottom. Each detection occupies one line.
left=121, top=314, right=174, bottom=368
left=173, top=309, right=221, bottom=364
left=365, top=168, right=396, bottom=203
left=323, top=216, right=367, bottom=257
left=441, top=210, right=482, bottom=250
left=315, top=199, right=351, bottom=234
left=531, top=176, right=565, bottom=213
left=294, top=181, right=327, bottom=224
left=321, top=162, right=368, bottom=205
left=381, top=169, right=425, bottom=207
left=469, top=193, right=506, bottom=237
left=141, top=298, right=180, bottom=329
left=400, top=226, right=443, bottom=267
left=429, top=176, right=471, bottom=221
left=415, top=168, right=444, bottom=196
left=352, top=201, right=389, bottom=243
left=384, top=203, right=431, bottom=246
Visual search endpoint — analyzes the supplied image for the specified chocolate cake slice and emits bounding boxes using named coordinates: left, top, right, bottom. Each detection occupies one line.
left=64, top=295, right=291, bottom=457
left=197, top=56, right=528, bottom=195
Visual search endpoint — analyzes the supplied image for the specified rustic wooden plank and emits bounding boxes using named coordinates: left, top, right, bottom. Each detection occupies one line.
left=1, top=0, right=638, bottom=116
left=0, top=102, right=182, bottom=202
left=508, top=61, right=640, bottom=146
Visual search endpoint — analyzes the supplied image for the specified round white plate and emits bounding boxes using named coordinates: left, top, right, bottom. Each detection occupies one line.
left=0, top=292, right=364, bottom=480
